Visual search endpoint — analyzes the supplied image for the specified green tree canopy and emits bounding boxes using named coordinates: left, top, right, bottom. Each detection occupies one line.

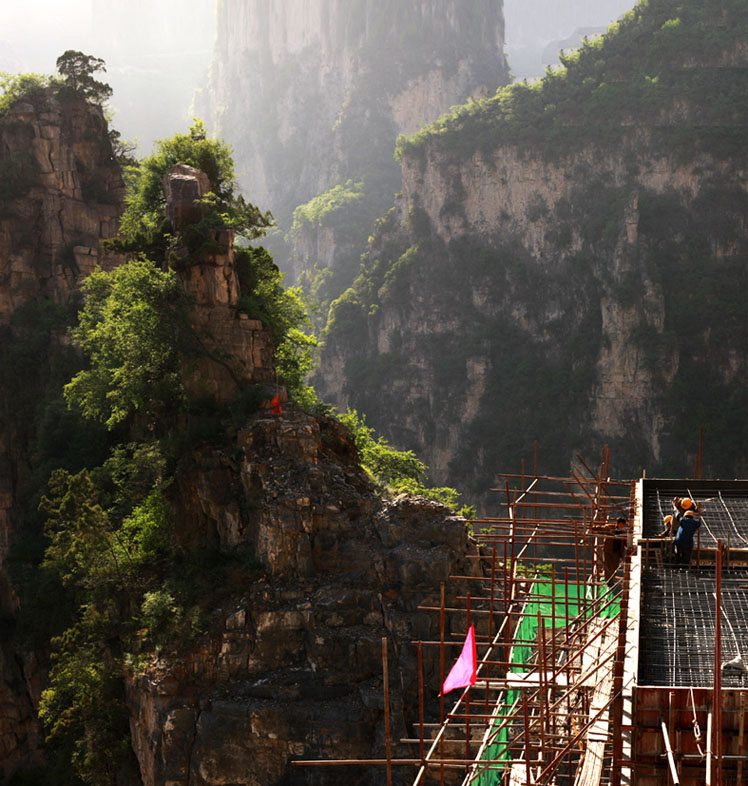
left=64, top=257, right=189, bottom=430
left=56, top=50, right=112, bottom=104
left=119, top=119, right=272, bottom=249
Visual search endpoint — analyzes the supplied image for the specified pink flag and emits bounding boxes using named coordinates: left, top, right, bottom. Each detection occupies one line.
left=441, top=625, right=477, bottom=695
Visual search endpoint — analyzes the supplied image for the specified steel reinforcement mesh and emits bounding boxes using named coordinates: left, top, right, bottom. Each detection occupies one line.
left=638, top=565, right=748, bottom=687
left=642, top=483, right=748, bottom=547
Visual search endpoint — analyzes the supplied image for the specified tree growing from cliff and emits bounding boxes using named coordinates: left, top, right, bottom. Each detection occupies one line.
left=64, top=257, right=189, bottom=430
left=119, top=119, right=272, bottom=249
left=56, top=50, right=113, bottom=104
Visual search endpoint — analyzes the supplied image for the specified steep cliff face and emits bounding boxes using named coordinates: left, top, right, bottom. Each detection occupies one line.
left=0, top=95, right=124, bottom=323
left=1, top=117, right=478, bottom=784
left=0, top=90, right=125, bottom=779
left=200, top=0, right=506, bottom=217
left=198, top=0, right=509, bottom=308
left=131, top=412, right=476, bottom=786
left=316, top=0, right=748, bottom=502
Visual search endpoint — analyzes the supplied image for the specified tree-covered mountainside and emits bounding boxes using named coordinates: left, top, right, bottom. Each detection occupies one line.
left=0, top=58, right=474, bottom=785
left=317, top=0, right=748, bottom=504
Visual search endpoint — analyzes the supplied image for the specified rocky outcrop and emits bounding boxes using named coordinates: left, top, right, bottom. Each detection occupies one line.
left=0, top=94, right=124, bottom=323
left=316, top=0, right=748, bottom=500
left=133, top=411, right=477, bottom=785
left=163, top=164, right=276, bottom=403
left=0, top=90, right=125, bottom=781
left=163, top=163, right=211, bottom=230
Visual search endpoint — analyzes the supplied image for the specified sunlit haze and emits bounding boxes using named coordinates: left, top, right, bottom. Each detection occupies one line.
left=0, top=1, right=640, bottom=150
left=0, top=0, right=215, bottom=152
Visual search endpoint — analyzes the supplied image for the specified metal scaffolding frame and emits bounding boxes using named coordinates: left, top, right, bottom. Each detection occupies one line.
left=295, top=448, right=635, bottom=786
left=406, top=449, right=633, bottom=786
left=294, top=467, right=748, bottom=785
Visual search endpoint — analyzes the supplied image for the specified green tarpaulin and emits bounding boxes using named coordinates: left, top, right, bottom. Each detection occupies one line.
left=472, top=580, right=619, bottom=785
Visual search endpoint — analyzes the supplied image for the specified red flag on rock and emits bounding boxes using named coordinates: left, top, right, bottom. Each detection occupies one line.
left=441, top=624, right=477, bottom=695
left=270, top=393, right=283, bottom=415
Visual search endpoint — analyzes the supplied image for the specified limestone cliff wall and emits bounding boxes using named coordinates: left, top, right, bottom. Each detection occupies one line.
left=316, top=2, right=748, bottom=500
left=131, top=412, right=478, bottom=786
left=0, top=92, right=125, bottom=779
left=198, top=0, right=509, bottom=304
left=0, top=96, right=124, bottom=323
left=200, top=0, right=506, bottom=215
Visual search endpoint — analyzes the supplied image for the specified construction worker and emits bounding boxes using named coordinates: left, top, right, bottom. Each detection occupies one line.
left=656, top=514, right=675, bottom=538
left=672, top=498, right=702, bottom=567
left=656, top=513, right=676, bottom=565
left=603, top=516, right=627, bottom=581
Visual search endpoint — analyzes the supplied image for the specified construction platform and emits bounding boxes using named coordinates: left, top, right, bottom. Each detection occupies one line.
left=295, top=466, right=748, bottom=785
left=624, top=478, right=748, bottom=786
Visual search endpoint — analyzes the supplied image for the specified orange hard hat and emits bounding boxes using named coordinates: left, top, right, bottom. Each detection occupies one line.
left=683, top=509, right=695, bottom=518
left=681, top=498, right=694, bottom=510
left=664, top=515, right=673, bottom=524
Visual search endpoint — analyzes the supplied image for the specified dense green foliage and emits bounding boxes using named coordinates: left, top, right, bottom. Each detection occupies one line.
left=396, top=0, right=748, bottom=161
left=235, top=245, right=320, bottom=408
left=64, top=258, right=189, bottom=429
left=339, top=409, right=474, bottom=517
left=118, top=119, right=272, bottom=252
left=289, top=180, right=376, bottom=320
left=1, top=51, right=114, bottom=115
left=0, top=72, right=53, bottom=114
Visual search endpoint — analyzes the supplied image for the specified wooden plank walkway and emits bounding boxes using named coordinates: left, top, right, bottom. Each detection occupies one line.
left=573, top=616, right=618, bottom=786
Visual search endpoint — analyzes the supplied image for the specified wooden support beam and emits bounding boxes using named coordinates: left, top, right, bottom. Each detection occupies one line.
left=661, top=719, right=680, bottom=785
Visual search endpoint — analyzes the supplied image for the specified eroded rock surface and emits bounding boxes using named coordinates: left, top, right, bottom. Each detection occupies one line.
left=0, top=92, right=125, bottom=779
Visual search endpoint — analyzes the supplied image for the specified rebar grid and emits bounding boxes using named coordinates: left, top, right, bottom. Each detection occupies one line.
left=643, top=483, right=748, bottom=546
left=638, top=565, right=748, bottom=687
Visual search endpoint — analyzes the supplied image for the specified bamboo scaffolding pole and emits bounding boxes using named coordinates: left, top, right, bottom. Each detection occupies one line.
left=293, top=758, right=468, bottom=767
left=440, top=582, right=446, bottom=786
left=661, top=719, right=681, bottom=785
left=418, top=642, right=424, bottom=764
left=465, top=593, right=472, bottom=766
left=382, top=638, right=393, bottom=786
left=490, top=472, right=630, bottom=487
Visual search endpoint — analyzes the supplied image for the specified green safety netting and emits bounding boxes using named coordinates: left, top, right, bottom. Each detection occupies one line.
left=471, top=580, right=619, bottom=785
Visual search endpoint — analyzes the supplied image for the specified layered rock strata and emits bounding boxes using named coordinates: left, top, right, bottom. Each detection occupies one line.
left=0, top=92, right=125, bottom=779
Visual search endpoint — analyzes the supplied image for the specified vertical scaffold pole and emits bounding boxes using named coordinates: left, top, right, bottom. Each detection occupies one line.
left=714, top=540, right=722, bottom=786
left=440, top=582, right=445, bottom=786
left=418, top=641, right=424, bottom=764
left=466, top=592, right=472, bottom=765
left=382, top=637, right=392, bottom=786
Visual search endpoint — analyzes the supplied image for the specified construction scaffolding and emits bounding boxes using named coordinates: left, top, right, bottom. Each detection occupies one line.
left=406, top=450, right=633, bottom=786
left=295, top=463, right=748, bottom=785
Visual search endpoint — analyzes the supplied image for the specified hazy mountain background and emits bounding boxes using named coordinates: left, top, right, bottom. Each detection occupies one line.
left=0, top=0, right=214, bottom=151
left=1, top=0, right=637, bottom=155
